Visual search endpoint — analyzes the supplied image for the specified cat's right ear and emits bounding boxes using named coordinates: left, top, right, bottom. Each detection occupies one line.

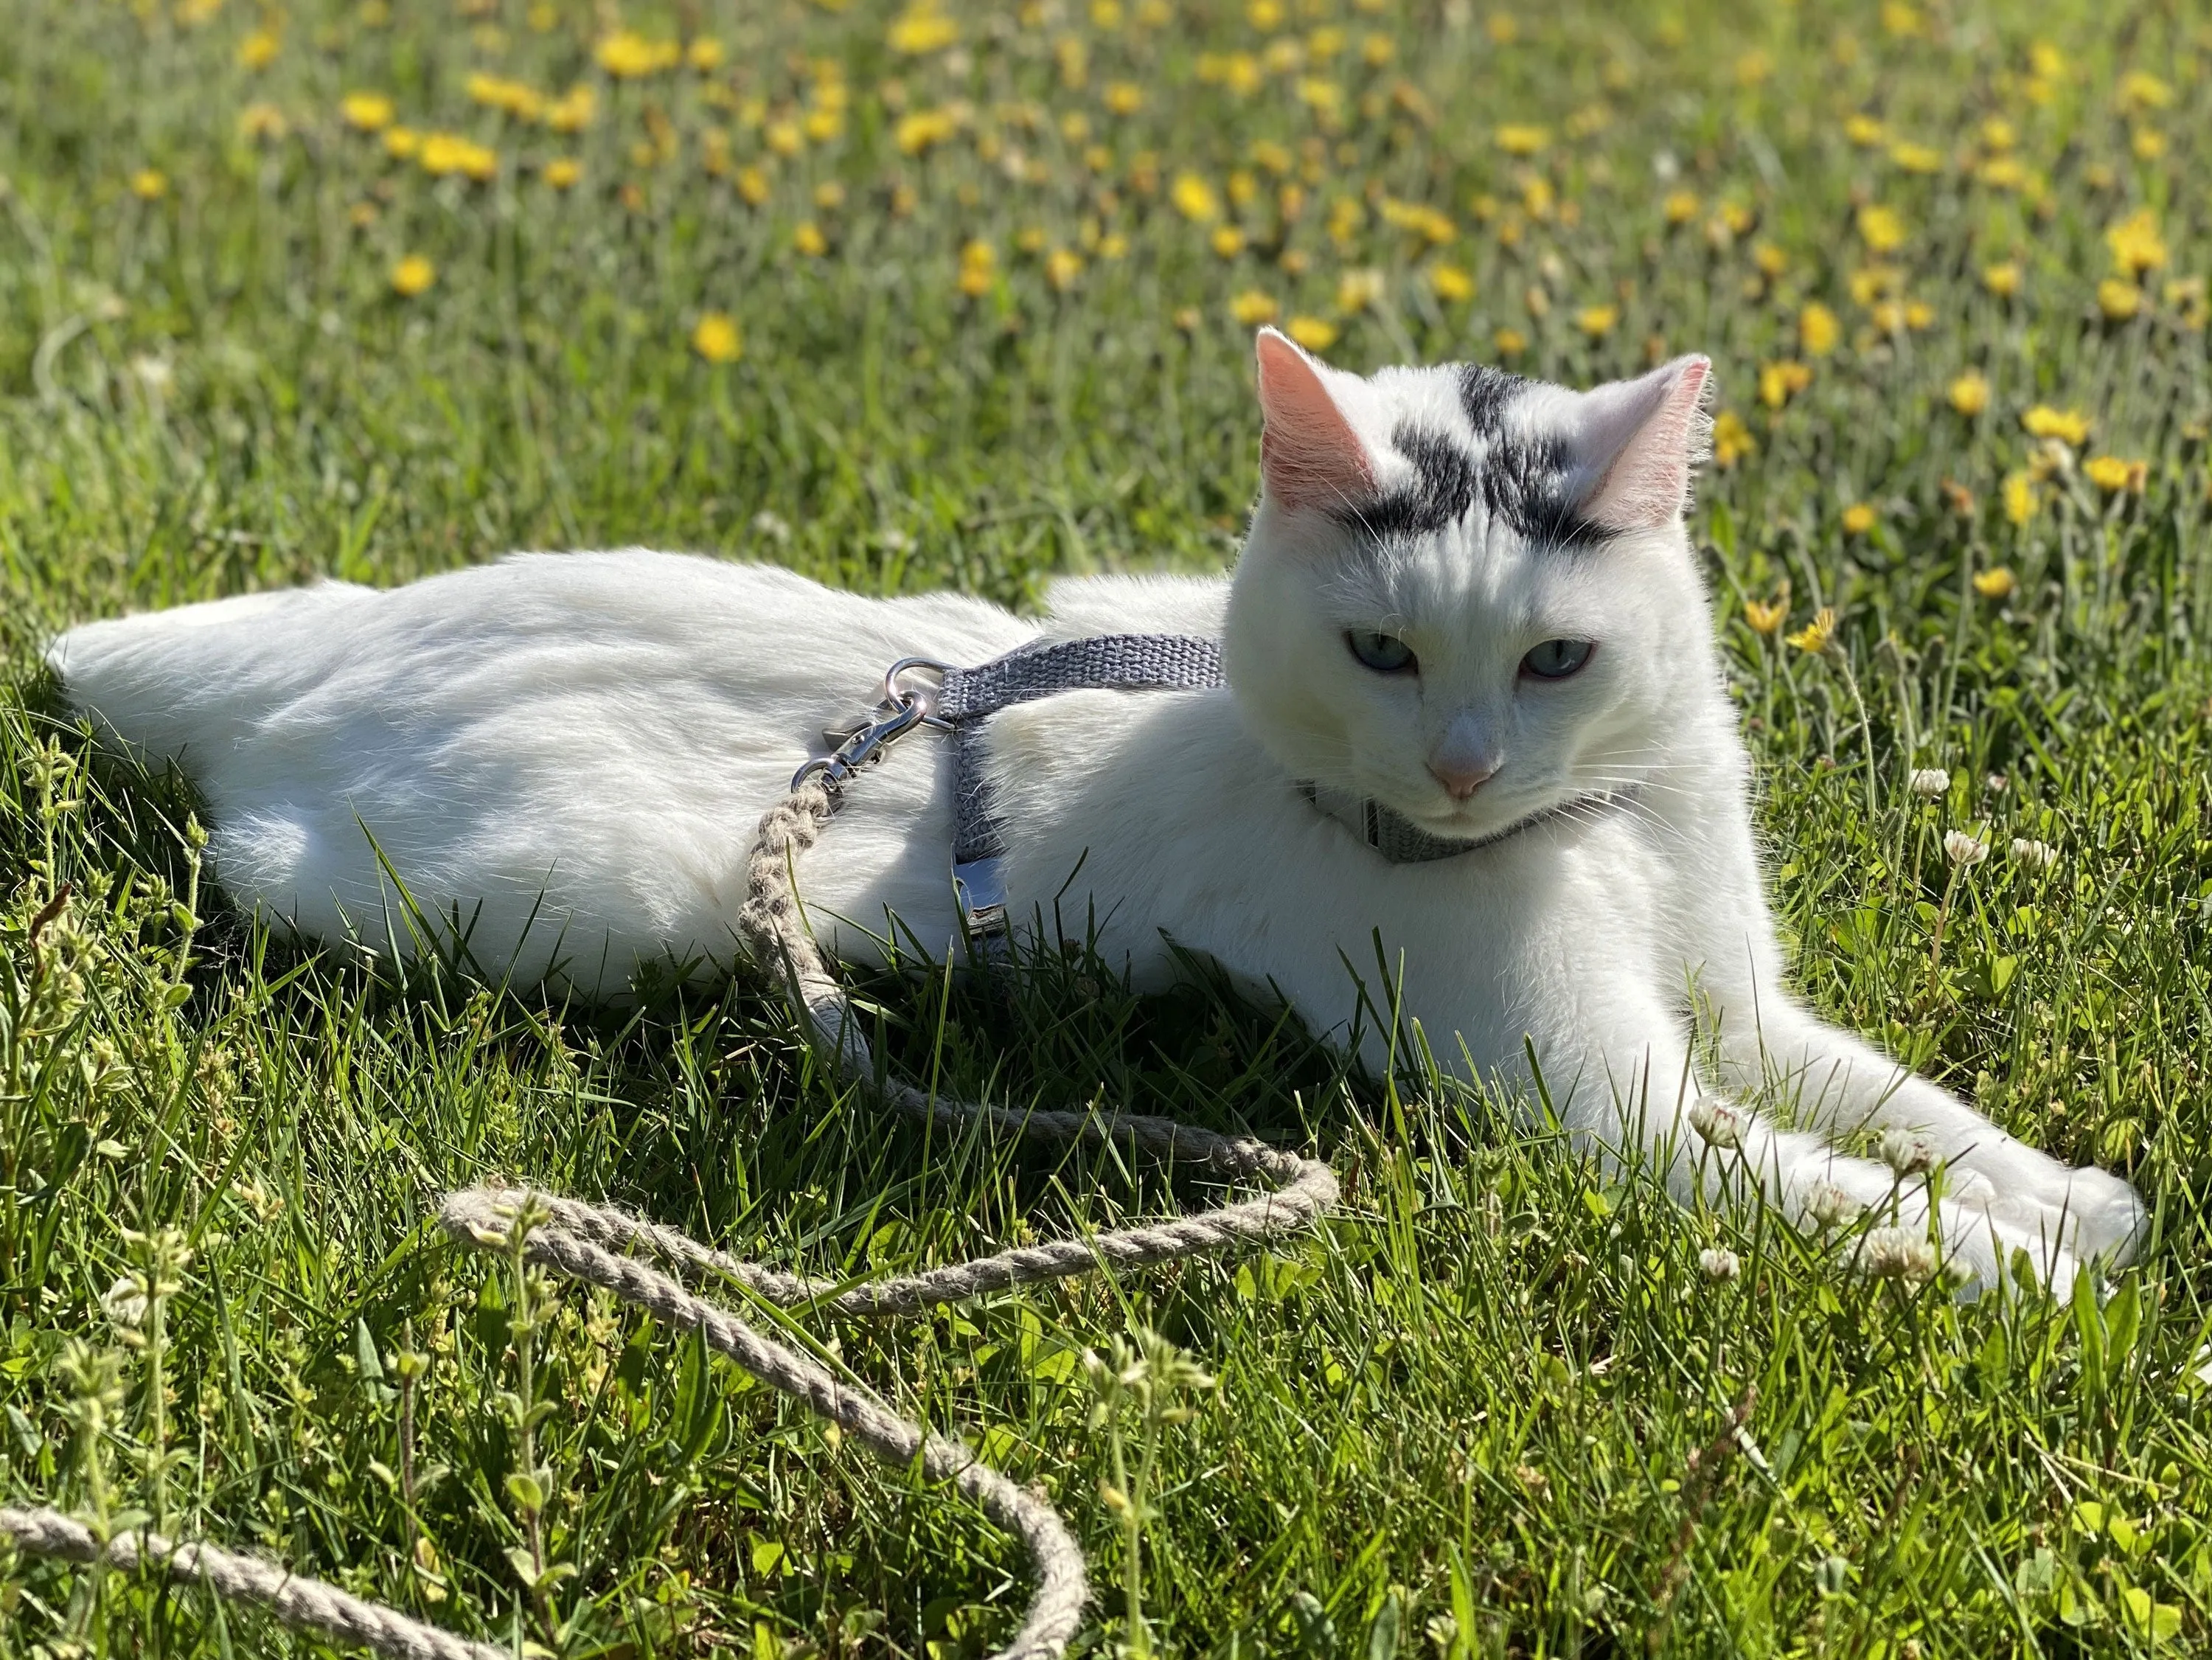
left=1255, top=327, right=1377, bottom=514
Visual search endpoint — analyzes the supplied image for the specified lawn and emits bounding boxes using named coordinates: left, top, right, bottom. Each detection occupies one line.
left=4, top=0, right=2212, bottom=1654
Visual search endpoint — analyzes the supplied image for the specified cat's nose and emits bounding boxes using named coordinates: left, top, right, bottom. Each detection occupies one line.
left=1428, top=758, right=1498, bottom=800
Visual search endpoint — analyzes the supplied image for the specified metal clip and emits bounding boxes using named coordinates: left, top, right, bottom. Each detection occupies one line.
left=792, top=659, right=956, bottom=793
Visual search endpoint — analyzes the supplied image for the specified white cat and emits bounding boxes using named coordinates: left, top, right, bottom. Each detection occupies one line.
left=49, top=327, right=2143, bottom=1293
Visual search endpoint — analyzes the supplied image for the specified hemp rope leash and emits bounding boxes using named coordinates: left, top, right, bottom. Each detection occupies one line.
left=2, top=774, right=1340, bottom=1660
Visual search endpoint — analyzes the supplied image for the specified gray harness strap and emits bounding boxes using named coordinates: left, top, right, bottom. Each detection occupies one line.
left=939, top=635, right=1225, bottom=940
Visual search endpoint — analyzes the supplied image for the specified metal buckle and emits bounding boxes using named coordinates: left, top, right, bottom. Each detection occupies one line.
left=792, top=658, right=956, bottom=793
left=952, top=855, right=1008, bottom=938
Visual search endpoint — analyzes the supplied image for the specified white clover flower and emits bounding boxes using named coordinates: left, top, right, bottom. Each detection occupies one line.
left=1944, top=830, right=1990, bottom=867
left=1802, top=1181, right=1862, bottom=1232
left=1879, top=1127, right=1935, bottom=1175
left=1983, top=773, right=2008, bottom=795
left=2011, top=837, right=2059, bottom=870
left=1860, top=1226, right=1939, bottom=1283
left=102, top=1274, right=148, bottom=1329
left=1909, top=767, right=1951, bottom=798
left=1688, top=1100, right=1744, bottom=1150
left=1699, top=1246, right=1741, bottom=1282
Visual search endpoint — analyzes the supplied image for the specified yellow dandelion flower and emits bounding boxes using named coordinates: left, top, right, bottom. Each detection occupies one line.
left=1336, top=268, right=1385, bottom=313
left=1844, top=113, right=1886, bottom=147
left=1857, top=204, right=1906, bottom=254
left=1287, top=315, right=1338, bottom=352
left=1743, top=583, right=1791, bottom=634
left=596, top=30, right=672, bottom=77
left=238, top=29, right=279, bottom=70
left=238, top=103, right=288, bottom=142
left=1947, top=372, right=1990, bottom=416
left=546, top=86, right=597, bottom=133
left=2084, top=455, right=2144, bottom=493
left=1978, top=156, right=2028, bottom=190
left=389, top=254, right=435, bottom=296
left=1173, top=305, right=1203, bottom=333
left=735, top=166, right=770, bottom=206
left=2002, top=471, right=2038, bottom=525
left=888, top=1, right=958, bottom=54
left=1758, top=360, right=1811, bottom=409
left=1231, top=290, right=1279, bottom=326
left=1577, top=304, right=1619, bottom=338
left=2022, top=406, right=2089, bottom=445
left=687, top=38, right=726, bottom=72
left=1712, top=411, right=1756, bottom=468
left=543, top=158, right=581, bottom=189
left=1888, top=142, right=1942, bottom=174
left=1099, top=232, right=1128, bottom=259
left=1104, top=81, right=1144, bottom=115
left=1753, top=243, right=1787, bottom=279
left=1840, top=504, right=1876, bottom=535
left=2119, top=70, right=2172, bottom=111
left=1663, top=190, right=1699, bottom=226
left=1983, top=262, right=2022, bottom=298
left=2132, top=128, right=2167, bottom=161
left=1981, top=117, right=2017, bottom=150
left=342, top=92, right=394, bottom=132
left=1171, top=172, right=1220, bottom=222
left=765, top=121, right=803, bottom=158
left=814, top=181, right=846, bottom=211
left=383, top=125, right=419, bottom=159
left=1972, top=566, right=2016, bottom=599
left=692, top=313, right=742, bottom=364
left=2098, top=279, right=2142, bottom=322
left=130, top=169, right=168, bottom=201
left=793, top=221, right=829, bottom=257
left=1492, top=326, right=1526, bottom=358
left=1045, top=248, right=1084, bottom=291
left=1799, top=302, right=1840, bottom=358
left=1902, top=300, right=1934, bottom=330
left=1786, top=605, right=1837, bottom=652
left=1734, top=49, right=1771, bottom=86
left=1428, top=263, right=1475, bottom=303
left=2106, top=209, right=2166, bottom=277
left=1363, top=32, right=1395, bottom=65
left=1211, top=226, right=1246, bottom=258
left=1247, top=0, right=1284, bottom=27
left=1494, top=123, right=1549, bottom=157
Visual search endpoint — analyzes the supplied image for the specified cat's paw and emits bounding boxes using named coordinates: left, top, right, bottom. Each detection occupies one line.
left=1944, top=1139, right=2146, bottom=1265
left=2049, top=1165, right=2147, bottom=1264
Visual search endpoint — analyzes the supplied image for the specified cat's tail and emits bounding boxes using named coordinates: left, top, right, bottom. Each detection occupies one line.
left=46, top=581, right=373, bottom=763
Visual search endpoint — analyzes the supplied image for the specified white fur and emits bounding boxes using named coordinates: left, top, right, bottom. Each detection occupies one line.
left=49, top=359, right=2143, bottom=1296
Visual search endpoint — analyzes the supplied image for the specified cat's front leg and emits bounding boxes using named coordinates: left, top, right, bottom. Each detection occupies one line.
left=1712, top=998, right=2145, bottom=1268
left=1528, top=995, right=2079, bottom=1292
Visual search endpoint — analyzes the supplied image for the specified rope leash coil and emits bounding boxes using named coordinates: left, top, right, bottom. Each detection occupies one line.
left=4, top=771, right=1339, bottom=1660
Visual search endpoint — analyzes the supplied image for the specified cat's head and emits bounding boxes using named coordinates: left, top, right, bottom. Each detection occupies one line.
left=1222, top=327, right=1715, bottom=842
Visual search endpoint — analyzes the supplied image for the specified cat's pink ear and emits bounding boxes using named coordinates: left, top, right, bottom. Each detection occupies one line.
left=1255, top=327, right=1377, bottom=513
left=1573, top=355, right=1711, bottom=531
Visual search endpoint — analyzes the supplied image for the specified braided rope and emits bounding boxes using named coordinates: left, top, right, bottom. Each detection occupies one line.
left=3, top=775, right=1338, bottom=1660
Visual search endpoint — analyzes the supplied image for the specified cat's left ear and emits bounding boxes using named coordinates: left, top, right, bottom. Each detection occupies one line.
left=1567, top=355, right=1712, bottom=531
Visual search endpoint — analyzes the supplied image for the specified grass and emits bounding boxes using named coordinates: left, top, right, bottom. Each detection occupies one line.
left=4, top=0, right=2212, bottom=1654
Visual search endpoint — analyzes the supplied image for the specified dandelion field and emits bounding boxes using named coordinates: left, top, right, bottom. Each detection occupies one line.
left=6, top=0, right=2212, bottom=1655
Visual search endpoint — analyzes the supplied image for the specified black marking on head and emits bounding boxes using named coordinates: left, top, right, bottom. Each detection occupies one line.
left=1458, top=363, right=1526, bottom=437
left=1328, top=367, right=1616, bottom=553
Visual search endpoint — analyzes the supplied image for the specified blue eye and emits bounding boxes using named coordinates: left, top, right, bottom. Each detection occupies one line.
left=1520, top=639, right=1595, bottom=679
left=1347, top=631, right=1417, bottom=673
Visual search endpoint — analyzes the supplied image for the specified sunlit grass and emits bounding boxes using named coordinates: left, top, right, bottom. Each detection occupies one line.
left=4, top=1, right=2212, bottom=1654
